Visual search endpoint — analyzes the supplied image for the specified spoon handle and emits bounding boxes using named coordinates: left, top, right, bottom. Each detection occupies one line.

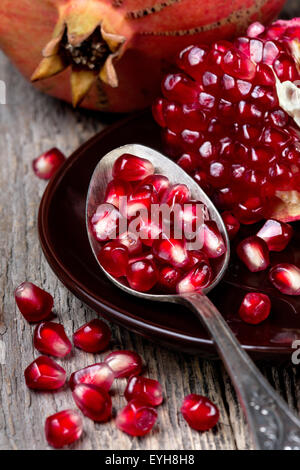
left=183, top=293, right=300, bottom=450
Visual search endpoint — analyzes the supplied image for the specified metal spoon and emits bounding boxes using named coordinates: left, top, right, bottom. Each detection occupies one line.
left=86, top=143, right=300, bottom=450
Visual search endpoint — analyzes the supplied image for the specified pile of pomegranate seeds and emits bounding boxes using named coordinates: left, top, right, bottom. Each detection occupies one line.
left=16, top=280, right=222, bottom=447
left=238, top=292, right=271, bottom=325
left=32, top=148, right=66, bottom=180
left=91, top=153, right=227, bottom=294
left=181, top=394, right=219, bottom=431
left=153, top=29, right=300, bottom=224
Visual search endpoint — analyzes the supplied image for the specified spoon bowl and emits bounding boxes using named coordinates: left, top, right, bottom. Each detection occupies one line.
left=86, top=143, right=230, bottom=302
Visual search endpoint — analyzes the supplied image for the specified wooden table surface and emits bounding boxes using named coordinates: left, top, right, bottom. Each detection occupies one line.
left=1, top=0, right=299, bottom=451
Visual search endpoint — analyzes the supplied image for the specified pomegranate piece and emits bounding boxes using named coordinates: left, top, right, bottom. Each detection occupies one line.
left=104, top=179, right=132, bottom=209
left=69, top=363, right=115, bottom=392
left=15, top=282, right=53, bottom=323
left=177, top=261, right=213, bottom=294
left=269, top=264, right=300, bottom=296
left=237, top=236, right=270, bottom=272
left=104, top=350, right=143, bottom=378
left=24, top=356, right=66, bottom=390
left=32, top=148, right=65, bottom=180
left=221, top=211, right=240, bottom=240
left=257, top=219, right=293, bottom=251
left=141, top=174, right=170, bottom=199
left=153, top=24, right=300, bottom=224
left=116, top=399, right=157, bottom=437
left=45, top=410, right=83, bottom=449
left=73, top=319, right=111, bottom=353
left=98, top=241, right=128, bottom=278
left=34, top=322, right=72, bottom=358
left=112, top=154, right=154, bottom=181
left=152, top=237, right=189, bottom=269
left=202, top=221, right=226, bottom=258
left=126, top=259, right=158, bottom=292
left=72, top=384, right=112, bottom=422
left=124, top=376, right=163, bottom=407
left=239, top=292, right=271, bottom=324
left=117, top=230, right=142, bottom=255
left=181, top=394, right=219, bottom=431
left=158, top=266, right=182, bottom=292
left=161, top=183, right=191, bottom=207
left=91, top=203, right=122, bottom=242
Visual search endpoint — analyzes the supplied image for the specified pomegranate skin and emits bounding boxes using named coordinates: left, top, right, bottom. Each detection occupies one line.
left=24, top=356, right=66, bottom=391
left=15, top=282, right=53, bottom=323
left=45, top=410, right=83, bottom=449
left=73, top=319, right=111, bottom=353
left=181, top=394, right=219, bottom=431
left=0, top=1, right=285, bottom=112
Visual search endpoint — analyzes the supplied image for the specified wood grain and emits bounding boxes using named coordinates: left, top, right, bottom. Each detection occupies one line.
left=0, top=0, right=299, bottom=450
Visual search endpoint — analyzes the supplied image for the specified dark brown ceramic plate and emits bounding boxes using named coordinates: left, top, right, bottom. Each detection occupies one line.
left=38, top=109, right=300, bottom=360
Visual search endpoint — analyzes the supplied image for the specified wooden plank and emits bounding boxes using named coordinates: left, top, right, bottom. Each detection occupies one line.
left=0, top=0, right=299, bottom=450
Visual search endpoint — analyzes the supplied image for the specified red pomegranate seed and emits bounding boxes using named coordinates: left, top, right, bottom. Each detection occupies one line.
left=104, top=179, right=132, bottom=209
left=187, top=250, right=209, bottom=268
left=98, top=241, right=128, bottom=278
left=233, top=196, right=264, bottom=225
left=160, top=183, right=191, bottom=207
left=126, top=259, right=158, bottom=292
left=269, top=264, right=300, bottom=296
left=239, top=292, right=271, bottom=324
left=72, top=384, right=112, bottom=422
left=24, top=356, right=66, bottom=390
left=202, top=221, right=226, bottom=258
left=162, top=73, right=200, bottom=104
left=116, top=399, right=157, bottom=436
left=177, top=261, right=213, bottom=294
left=141, top=174, right=170, bottom=199
left=125, top=376, right=163, bottom=407
left=73, top=319, right=111, bottom=353
left=32, top=148, right=66, bottom=180
left=91, top=203, right=123, bottom=242
left=137, top=217, right=162, bottom=247
left=158, top=266, right=182, bottom=292
left=122, top=183, right=158, bottom=219
left=69, top=363, right=115, bottom=392
left=181, top=394, right=219, bottom=431
left=15, top=282, right=53, bottom=323
left=237, top=236, right=269, bottom=272
left=112, top=154, right=154, bottom=181
left=152, top=237, right=189, bottom=268
left=104, top=350, right=143, bottom=378
left=34, top=322, right=72, bottom=358
left=117, top=230, right=142, bottom=255
left=257, top=219, right=293, bottom=251
left=45, top=410, right=83, bottom=448
left=221, top=211, right=240, bottom=240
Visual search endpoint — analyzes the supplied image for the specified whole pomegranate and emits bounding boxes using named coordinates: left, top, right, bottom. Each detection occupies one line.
left=0, top=0, right=285, bottom=112
left=153, top=18, right=300, bottom=223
